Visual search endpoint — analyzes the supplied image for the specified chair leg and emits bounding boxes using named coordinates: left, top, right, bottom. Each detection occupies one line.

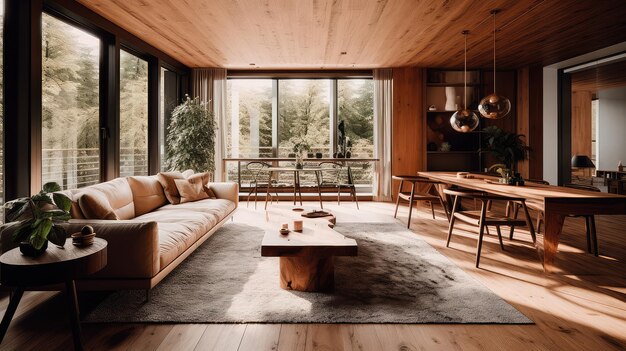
left=584, top=216, right=592, bottom=254
left=476, top=222, right=487, bottom=268
left=352, top=186, right=359, bottom=210
left=476, top=202, right=488, bottom=268
left=590, top=216, right=599, bottom=257
left=430, top=201, right=435, bottom=219
left=495, top=226, right=505, bottom=250
left=337, top=187, right=341, bottom=206
left=446, top=216, right=456, bottom=247
left=536, top=212, right=543, bottom=234
left=394, top=180, right=403, bottom=219
left=406, top=183, right=416, bottom=229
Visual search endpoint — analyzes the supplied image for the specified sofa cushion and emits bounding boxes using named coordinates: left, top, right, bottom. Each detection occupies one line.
left=134, top=208, right=218, bottom=238
left=155, top=198, right=236, bottom=224
left=128, top=176, right=167, bottom=216
left=78, top=191, right=119, bottom=220
left=89, top=178, right=135, bottom=219
left=175, top=178, right=209, bottom=203
left=157, top=171, right=185, bottom=204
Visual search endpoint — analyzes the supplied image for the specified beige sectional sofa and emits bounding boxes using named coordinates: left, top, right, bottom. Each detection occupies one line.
left=1, top=175, right=238, bottom=292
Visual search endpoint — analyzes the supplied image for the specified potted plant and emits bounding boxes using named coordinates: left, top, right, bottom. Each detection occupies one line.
left=292, top=139, right=311, bottom=169
left=165, top=95, right=216, bottom=175
left=480, top=126, right=530, bottom=183
left=2, top=182, right=71, bottom=256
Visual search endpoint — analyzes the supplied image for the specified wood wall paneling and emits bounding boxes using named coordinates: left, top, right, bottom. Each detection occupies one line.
left=392, top=67, right=424, bottom=198
left=571, top=91, right=593, bottom=157
left=516, top=65, right=544, bottom=180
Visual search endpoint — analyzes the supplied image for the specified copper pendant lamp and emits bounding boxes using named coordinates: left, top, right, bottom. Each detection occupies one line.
left=478, top=9, right=511, bottom=119
left=450, top=30, right=479, bottom=133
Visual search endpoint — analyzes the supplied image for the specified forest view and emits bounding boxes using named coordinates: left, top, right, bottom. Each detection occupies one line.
left=226, top=78, right=374, bottom=187
left=41, top=14, right=148, bottom=189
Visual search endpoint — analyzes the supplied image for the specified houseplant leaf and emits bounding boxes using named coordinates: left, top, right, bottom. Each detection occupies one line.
left=43, top=182, right=62, bottom=193
left=48, top=225, right=67, bottom=247
left=52, top=193, right=72, bottom=213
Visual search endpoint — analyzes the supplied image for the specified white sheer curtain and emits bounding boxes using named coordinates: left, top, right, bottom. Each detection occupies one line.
left=191, top=68, right=227, bottom=181
left=373, top=68, right=393, bottom=201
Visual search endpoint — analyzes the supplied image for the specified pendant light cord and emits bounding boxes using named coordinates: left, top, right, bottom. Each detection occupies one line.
left=464, top=32, right=468, bottom=109
left=493, top=11, right=496, bottom=94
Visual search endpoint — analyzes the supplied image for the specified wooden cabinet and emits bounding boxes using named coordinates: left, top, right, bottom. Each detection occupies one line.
left=425, top=69, right=482, bottom=171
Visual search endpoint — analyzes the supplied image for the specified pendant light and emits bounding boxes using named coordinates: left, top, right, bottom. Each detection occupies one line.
left=450, top=30, right=479, bottom=133
left=478, top=9, right=511, bottom=119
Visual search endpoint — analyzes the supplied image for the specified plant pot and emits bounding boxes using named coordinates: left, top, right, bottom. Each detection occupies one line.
left=315, top=152, right=323, bottom=159
left=19, top=240, right=48, bottom=257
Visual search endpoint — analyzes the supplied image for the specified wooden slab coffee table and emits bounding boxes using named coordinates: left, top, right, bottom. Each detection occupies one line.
left=261, top=212, right=357, bottom=292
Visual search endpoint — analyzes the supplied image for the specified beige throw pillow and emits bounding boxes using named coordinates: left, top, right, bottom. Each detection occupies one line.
left=79, top=191, right=119, bottom=220
left=174, top=178, right=209, bottom=203
left=157, top=171, right=186, bottom=204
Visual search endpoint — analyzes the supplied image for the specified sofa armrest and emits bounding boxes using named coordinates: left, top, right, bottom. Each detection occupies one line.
left=63, top=220, right=160, bottom=279
left=209, top=182, right=239, bottom=207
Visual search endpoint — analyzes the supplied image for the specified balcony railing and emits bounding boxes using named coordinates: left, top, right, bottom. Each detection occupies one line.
left=225, top=145, right=376, bottom=193
left=41, top=147, right=148, bottom=190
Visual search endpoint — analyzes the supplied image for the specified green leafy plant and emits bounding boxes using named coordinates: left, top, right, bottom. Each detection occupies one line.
left=480, top=126, right=530, bottom=170
left=165, top=95, right=216, bottom=174
left=3, top=182, right=71, bottom=250
left=292, top=138, right=311, bottom=154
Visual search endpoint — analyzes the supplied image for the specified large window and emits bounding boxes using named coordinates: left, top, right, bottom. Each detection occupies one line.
left=42, top=13, right=100, bottom=190
left=226, top=77, right=374, bottom=188
left=119, top=50, right=148, bottom=176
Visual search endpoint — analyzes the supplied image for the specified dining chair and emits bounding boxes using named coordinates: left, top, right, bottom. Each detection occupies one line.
left=245, top=162, right=280, bottom=209
left=392, top=175, right=446, bottom=228
left=533, top=183, right=601, bottom=256
left=443, top=189, right=536, bottom=268
left=317, top=162, right=359, bottom=209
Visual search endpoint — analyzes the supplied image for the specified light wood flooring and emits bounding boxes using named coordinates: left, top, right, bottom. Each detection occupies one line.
left=1, top=201, right=625, bottom=351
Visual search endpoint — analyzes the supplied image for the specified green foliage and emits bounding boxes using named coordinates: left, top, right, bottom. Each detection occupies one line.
left=480, top=126, right=530, bottom=170
left=165, top=96, right=216, bottom=173
left=2, top=182, right=71, bottom=250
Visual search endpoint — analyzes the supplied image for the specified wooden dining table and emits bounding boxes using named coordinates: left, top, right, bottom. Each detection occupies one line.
left=418, top=171, right=626, bottom=272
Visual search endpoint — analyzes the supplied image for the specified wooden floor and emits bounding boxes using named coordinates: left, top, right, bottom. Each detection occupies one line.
left=1, top=201, right=625, bottom=351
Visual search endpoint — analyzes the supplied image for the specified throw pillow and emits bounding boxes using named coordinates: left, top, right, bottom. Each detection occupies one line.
left=205, top=185, right=217, bottom=199
left=157, top=171, right=185, bottom=204
left=174, top=178, right=209, bottom=203
left=79, top=191, right=119, bottom=220
left=187, top=172, right=217, bottom=199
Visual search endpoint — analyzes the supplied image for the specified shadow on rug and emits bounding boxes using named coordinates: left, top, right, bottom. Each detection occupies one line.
left=83, top=222, right=532, bottom=324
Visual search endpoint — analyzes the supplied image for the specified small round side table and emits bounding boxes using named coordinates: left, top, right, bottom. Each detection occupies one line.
left=0, top=238, right=107, bottom=351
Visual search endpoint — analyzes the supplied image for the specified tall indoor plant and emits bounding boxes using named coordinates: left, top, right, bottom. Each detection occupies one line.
left=1, top=182, right=71, bottom=256
left=165, top=95, right=216, bottom=175
left=480, top=126, right=530, bottom=181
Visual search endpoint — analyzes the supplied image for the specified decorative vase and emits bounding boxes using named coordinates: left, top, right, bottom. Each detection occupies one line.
left=19, top=240, right=48, bottom=257
left=295, top=154, right=303, bottom=169
left=445, top=87, right=456, bottom=111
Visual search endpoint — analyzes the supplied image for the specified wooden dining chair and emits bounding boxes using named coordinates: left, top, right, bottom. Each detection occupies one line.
left=392, top=175, right=445, bottom=228
left=317, top=162, right=359, bottom=209
left=444, top=189, right=536, bottom=268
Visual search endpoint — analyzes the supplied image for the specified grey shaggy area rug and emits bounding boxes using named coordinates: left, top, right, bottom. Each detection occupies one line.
left=84, top=222, right=531, bottom=324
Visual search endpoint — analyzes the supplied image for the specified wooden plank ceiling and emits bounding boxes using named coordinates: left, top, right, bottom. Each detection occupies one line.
left=572, top=60, right=626, bottom=94
left=77, top=0, right=626, bottom=69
